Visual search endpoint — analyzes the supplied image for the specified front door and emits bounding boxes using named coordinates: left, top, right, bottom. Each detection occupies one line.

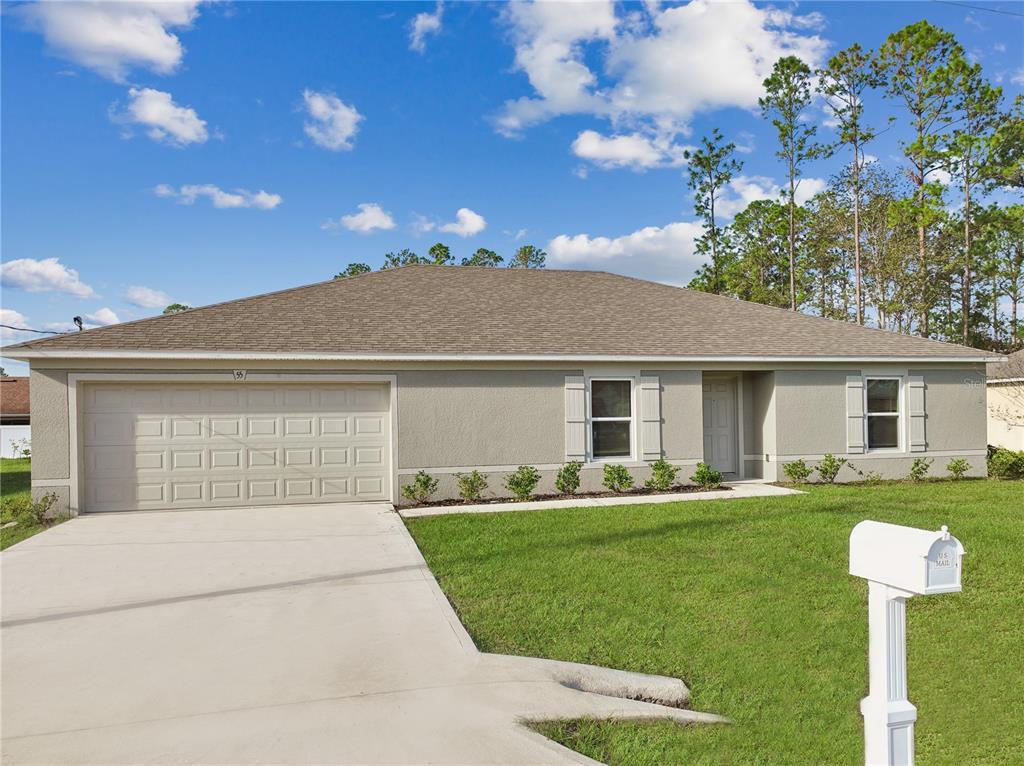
left=703, top=378, right=737, bottom=474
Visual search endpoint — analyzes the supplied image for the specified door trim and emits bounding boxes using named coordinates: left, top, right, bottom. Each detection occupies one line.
left=66, top=372, right=398, bottom=513
left=702, top=374, right=742, bottom=478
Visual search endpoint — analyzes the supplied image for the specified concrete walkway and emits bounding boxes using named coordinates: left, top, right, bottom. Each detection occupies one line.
left=401, top=481, right=803, bottom=518
left=1, top=504, right=723, bottom=765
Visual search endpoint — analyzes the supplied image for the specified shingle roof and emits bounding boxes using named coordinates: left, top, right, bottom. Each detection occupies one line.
left=1, top=266, right=996, bottom=360
left=987, top=349, right=1024, bottom=380
left=0, top=377, right=30, bottom=415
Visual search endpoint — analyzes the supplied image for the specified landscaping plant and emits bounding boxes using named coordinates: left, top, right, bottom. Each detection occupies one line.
left=602, top=464, right=634, bottom=493
left=555, top=461, right=582, bottom=495
left=815, top=454, right=846, bottom=483
left=7, top=492, right=57, bottom=526
left=782, top=459, right=813, bottom=484
left=946, top=458, right=970, bottom=480
left=690, top=462, right=723, bottom=489
left=400, top=470, right=439, bottom=504
left=504, top=465, right=541, bottom=501
left=644, top=458, right=680, bottom=491
left=455, top=470, right=488, bottom=503
left=909, top=457, right=933, bottom=482
left=988, top=447, right=1024, bottom=479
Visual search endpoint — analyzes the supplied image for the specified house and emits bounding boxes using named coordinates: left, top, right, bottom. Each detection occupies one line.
left=1, top=266, right=1002, bottom=515
left=0, top=375, right=31, bottom=459
left=987, top=349, right=1024, bottom=450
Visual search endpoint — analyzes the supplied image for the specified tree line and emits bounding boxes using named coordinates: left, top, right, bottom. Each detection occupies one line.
left=335, top=243, right=547, bottom=278
left=686, top=20, right=1022, bottom=350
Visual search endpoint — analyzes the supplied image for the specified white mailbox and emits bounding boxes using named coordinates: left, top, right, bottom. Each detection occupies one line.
left=849, top=521, right=965, bottom=766
left=850, top=521, right=964, bottom=595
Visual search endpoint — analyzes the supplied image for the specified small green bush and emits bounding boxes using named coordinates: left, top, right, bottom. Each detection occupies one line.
left=782, top=459, right=813, bottom=484
left=602, top=464, right=634, bottom=493
left=988, top=447, right=1024, bottom=479
left=8, top=492, right=58, bottom=526
left=690, top=462, right=723, bottom=489
left=401, top=470, right=438, bottom=504
left=645, top=458, right=680, bottom=491
left=555, top=461, right=582, bottom=495
left=909, top=457, right=933, bottom=482
left=946, top=458, right=971, bottom=480
left=815, top=454, right=847, bottom=484
left=504, top=465, right=541, bottom=501
left=455, top=470, right=488, bottom=503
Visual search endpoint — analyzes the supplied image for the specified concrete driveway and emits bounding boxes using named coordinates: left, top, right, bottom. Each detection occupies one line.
left=2, top=504, right=721, bottom=765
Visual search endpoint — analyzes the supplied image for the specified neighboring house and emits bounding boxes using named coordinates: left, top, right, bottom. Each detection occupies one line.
left=1, top=266, right=1003, bottom=515
left=0, top=376, right=31, bottom=459
left=987, top=349, right=1024, bottom=451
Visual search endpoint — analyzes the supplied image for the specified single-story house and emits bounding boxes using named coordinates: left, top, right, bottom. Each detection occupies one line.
left=1, top=266, right=1003, bottom=515
left=987, top=349, right=1024, bottom=451
left=0, top=375, right=31, bottom=459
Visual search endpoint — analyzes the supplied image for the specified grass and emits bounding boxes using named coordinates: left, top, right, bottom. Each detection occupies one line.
left=407, top=480, right=1024, bottom=765
left=1, top=457, right=47, bottom=550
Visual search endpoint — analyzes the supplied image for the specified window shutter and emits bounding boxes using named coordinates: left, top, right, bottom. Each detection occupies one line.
left=565, top=376, right=586, bottom=460
left=640, top=376, right=662, bottom=461
left=907, top=376, right=926, bottom=453
left=846, top=376, right=865, bottom=454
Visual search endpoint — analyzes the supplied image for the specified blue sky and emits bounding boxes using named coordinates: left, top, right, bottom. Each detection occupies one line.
left=2, top=0, right=1022, bottom=375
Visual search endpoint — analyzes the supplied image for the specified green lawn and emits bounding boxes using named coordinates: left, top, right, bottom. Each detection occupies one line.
left=1, top=457, right=45, bottom=550
left=408, top=481, right=1024, bottom=765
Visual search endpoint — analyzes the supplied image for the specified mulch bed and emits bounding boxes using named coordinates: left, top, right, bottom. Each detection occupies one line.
left=405, top=484, right=731, bottom=509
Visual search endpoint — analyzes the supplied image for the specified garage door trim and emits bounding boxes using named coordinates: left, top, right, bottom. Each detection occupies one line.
left=66, top=372, right=398, bottom=513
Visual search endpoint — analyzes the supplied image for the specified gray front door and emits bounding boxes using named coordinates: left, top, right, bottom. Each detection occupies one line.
left=702, top=378, right=737, bottom=474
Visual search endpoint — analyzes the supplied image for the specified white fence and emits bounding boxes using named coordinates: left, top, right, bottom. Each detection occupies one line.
left=1, top=425, right=31, bottom=459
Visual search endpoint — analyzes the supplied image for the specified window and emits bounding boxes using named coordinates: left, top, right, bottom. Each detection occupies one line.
left=865, top=378, right=900, bottom=450
left=590, top=379, right=633, bottom=459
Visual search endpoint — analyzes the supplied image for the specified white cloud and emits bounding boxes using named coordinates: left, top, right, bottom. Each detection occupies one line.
left=0, top=309, right=36, bottom=345
left=155, top=184, right=282, bottom=209
left=496, top=0, right=827, bottom=156
left=302, top=89, right=363, bottom=151
left=410, top=2, right=443, bottom=53
left=125, top=285, right=171, bottom=309
left=18, top=1, right=200, bottom=82
left=715, top=175, right=828, bottom=218
left=324, top=203, right=397, bottom=233
left=85, top=307, right=120, bottom=326
left=571, top=129, right=688, bottom=170
left=1011, top=68, right=1024, bottom=86
left=439, top=208, right=487, bottom=237
left=734, top=131, right=756, bottom=154
left=548, top=220, right=705, bottom=285
left=113, top=88, right=208, bottom=147
left=1, top=257, right=96, bottom=298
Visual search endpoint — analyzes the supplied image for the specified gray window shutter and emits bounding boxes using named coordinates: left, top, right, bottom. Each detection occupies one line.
left=640, top=376, right=662, bottom=461
left=846, top=376, right=865, bottom=454
left=907, top=376, right=926, bottom=453
left=565, top=376, right=586, bottom=460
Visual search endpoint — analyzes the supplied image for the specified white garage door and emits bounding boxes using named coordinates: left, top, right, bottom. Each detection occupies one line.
left=81, top=382, right=391, bottom=512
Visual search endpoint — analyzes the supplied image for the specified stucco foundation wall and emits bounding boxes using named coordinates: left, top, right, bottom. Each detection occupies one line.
left=987, top=383, right=1024, bottom=450
left=642, top=370, right=702, bottom=461
left=912, top=367, right=987, bottom=452
left=803, top=454, right=987, bottom=482
left=396, top=369, right=572, bottom=469
left=31, top=485, right=71, bottom=517
left=28, top=369, right=70, bottom=481
left=774, top=370, right=848, bottom=456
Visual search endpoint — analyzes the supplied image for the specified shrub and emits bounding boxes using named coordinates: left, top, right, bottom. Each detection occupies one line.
left=400, top=470, right=438, bottom=504
left=504, top=465, right=541, bottom=501
left=946, top=458, right=971, bottom=481
left=690, top=462, right=723, bottom=489
left=555, top=461, right=582, bottom=495
left=909, top=457, right=933, bottom=482
left=602, top=464, right=634, bottom=493
left=8, top=492, right=58, bottom=526
left=988, top=447, right=1024, bottom=479
left=454, top=470, right=488, bottom=503
left=782, top=459, right=813, bottom=484
left=645, top=458, right=680, bottom=491
left=815, top=454, right=847, bottom=484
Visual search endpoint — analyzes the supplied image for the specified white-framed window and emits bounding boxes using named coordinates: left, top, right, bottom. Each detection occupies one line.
left=589, top=378, right=634, bottom=461
left=864, top=377, right=902, bottom=451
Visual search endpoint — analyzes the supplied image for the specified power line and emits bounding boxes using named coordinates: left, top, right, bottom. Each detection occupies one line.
left=931, top=0, right=1024, bottom=18
left=0, top=324, right=60, bottom=335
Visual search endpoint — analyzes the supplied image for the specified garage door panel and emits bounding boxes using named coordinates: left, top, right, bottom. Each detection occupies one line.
left=81, top=382, right=390, bottom=512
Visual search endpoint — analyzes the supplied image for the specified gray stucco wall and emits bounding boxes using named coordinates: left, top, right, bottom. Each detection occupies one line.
left=28, top=369, right=70, bottom=481
left=397, top=369, right=571, bottom=469
left=911, top=367, right=987, bottom=452
left=643, top=369, right=703, bottom=461
left=774, top=370, right=848, bottom=456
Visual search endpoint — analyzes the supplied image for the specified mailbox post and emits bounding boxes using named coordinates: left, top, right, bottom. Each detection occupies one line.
left=849, top=521, right=964, bottom=766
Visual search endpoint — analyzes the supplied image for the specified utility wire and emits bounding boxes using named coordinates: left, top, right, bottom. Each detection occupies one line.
left=0, top=324, right=60, bottom=335
left=931, top=0, right=1024, bottom=17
